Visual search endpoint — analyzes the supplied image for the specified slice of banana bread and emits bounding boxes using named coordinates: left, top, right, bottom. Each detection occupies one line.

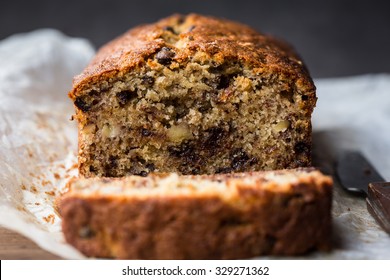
left=59, top=168, right=332, bottom=259
left=69, top=14, right=316, bottom=177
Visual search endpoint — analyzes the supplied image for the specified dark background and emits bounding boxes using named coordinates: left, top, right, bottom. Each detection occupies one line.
left=1, top=0, right=389, bottom=78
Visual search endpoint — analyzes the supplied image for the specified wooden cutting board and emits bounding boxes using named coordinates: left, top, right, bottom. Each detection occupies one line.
left=0, top=226, right=60, bottom=259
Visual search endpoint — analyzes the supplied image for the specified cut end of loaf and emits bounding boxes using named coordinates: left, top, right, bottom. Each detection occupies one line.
left=69, top=14, right=316, bottom=178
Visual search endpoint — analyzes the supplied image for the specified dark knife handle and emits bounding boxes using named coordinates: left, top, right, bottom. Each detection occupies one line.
left=366, top=182, right=390, bottom=234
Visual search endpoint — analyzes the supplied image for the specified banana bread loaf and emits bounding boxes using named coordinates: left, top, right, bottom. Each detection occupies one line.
left=59, top=168, right=332, bottom=259
left=69, top=14, right=316, bottom=177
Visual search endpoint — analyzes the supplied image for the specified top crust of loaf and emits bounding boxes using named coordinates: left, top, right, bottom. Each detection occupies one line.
left=65, top=168, right=332, bottom=199
left=69, top=14, right=315, bottom=100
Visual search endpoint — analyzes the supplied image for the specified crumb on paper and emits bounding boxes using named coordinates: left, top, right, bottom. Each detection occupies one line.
left=54, top=173, right=60, bottom=179
left=30, top=186, right=38, bottom=193
left=66, top=163, right=78, bottom=172
left=27, top=147, right=34, bottom=158
left=48, top=153, right=59, bottom=162
left=41, top=180, right=51, bottom=186
left=43, top=214, right=55, bottom=224
left=45, top=191, right=55, bottom=196
left=17, top=205, right=27, bottom=212
left=21, top=184, right=27, bottom=190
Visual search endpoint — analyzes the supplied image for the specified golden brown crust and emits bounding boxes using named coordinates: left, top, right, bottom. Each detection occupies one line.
left=59, top=169, right=332, bottom=259
left=69, top=13, right=314, bottom=100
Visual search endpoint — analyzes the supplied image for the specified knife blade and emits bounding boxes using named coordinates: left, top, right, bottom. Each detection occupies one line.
left=336, top=150, right=390, bottom=234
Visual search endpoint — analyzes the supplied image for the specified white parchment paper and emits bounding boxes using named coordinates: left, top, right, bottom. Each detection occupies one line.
left=0, top=30, right=389, bottom=259
left=0, top=30, right=94, bottom=259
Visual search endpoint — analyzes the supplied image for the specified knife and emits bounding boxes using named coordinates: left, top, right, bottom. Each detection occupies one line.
left=336, top=150, right=390, bottom=234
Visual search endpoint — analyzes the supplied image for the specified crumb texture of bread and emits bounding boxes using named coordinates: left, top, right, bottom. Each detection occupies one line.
left=59, top=168, right=332, bottom=259
left=69, top=14, right=317, bottom=177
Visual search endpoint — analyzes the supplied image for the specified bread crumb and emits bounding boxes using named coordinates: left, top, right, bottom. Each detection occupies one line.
left=41, top=180, right=51, bottom=186
left=43, top=214, right=55, bottom=224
